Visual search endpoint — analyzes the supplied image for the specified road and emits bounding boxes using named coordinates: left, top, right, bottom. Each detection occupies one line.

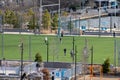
left=78, top=75, right=120, bottom=80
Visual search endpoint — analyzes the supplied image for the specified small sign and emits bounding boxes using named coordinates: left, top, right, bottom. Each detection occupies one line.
left=101, top=27, right=107, bottom=31
left=81, top=26, right=86, bottom=30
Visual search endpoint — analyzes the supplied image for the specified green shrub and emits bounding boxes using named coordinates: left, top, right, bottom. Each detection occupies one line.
left=102, top=58, right=110, bottom=73
left=34, top=53, right=42, bottom=63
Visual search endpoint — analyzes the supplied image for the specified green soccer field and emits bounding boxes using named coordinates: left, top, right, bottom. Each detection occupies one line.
left=0, top=34, right=119, bottom=65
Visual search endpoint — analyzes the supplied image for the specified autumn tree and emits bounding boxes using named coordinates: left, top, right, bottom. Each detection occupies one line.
left=42, top=68, right=50, bottom=80
left=25, top=8, right=38, bottom=30
left=51, top=13, right=58, bottom=30
left=23, top=8, right=34, bottom=22
left=4, top=9, right=18, bottom=28
left=0, top=10, right=4, bottom=25
left=27, top=14, right=39, bottom=30
left=42, top=9, right=51, bottom=30
left=0, top=10, right=3, bottom=15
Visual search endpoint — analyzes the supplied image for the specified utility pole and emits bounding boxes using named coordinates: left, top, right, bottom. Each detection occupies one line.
left=45, top=37, right=49, bottom=62
left=98, top=1, right=101, bottom=37
left=114, top=38, right=117, bottom=75
left=39, top=0, right=42, bottom=34
left=58, top=0, right=61, bottom=37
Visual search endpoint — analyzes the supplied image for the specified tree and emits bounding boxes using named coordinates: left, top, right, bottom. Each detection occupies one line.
left=27, top=14, right=38, bottom=30
left=35, top=53, right=42, bottom=71
left=23, top=8, right=34, bottom=22
left=0, top=10, right=2, bottom=15
left=51, top=13, right=58, bottom=30
left=0, top=10, right=4, bottom=25
left=42, top=9, right=51, bottom=30
left=4, top=10, right=18, bottom=28
left=25, top=8, right=39, bottom=30
left=42, top=68, right=50, bottom=80
left=12, top=12, right=20, bottom=28
left=34, top=53, right=42, bottom=62
left=102, top=58, right=110, bottom=73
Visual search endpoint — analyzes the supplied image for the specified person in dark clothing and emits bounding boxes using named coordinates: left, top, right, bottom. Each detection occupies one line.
left=21, top=72, right=26, bottom=80
left=51, top=72, right=54, bottom=80
left=113, top=31, right=116, bottom=38
left=64, top=48, right=67, bottom=56
left=61, top=31, right=64, bottom=37
left=70, top=50, right=74, bottom=61
left=60, top=37, right=62, bottom=43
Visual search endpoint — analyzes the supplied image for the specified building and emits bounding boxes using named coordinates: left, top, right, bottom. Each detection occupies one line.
left=94, top=0, right=119, bottom=8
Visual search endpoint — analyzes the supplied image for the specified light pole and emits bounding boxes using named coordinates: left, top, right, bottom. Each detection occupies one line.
left=83, top=47, right=87, bottom=80
left=72, top=37, right=75, bottom=62
left=72, top=37, right=77, bottom=80
left=114, top=38, right=117, bottom=75
left=45, top=37, right=49, bottom=62
left=58, top=0, right=61, bottom=37
left=0, top=15, right=4, bottom=60
left=39, top=0, right=42, bottom=34
left=79, top=17, right=81, bottom=35
left=1, top=27, right=4, bottom=59
left=29, top=36, right=31, bottom=61
left=75, top=45, right=77, bottom=80
left=113, top=1, right=117, bottom=75
left=19, top=42, right=23, bottom=80
left=90, top=46, right=93, bottom=79
left=110, top=13, right=112, bottom=33
left=83, top=38, right=88, bottom=80
left=113, top=0, right=117, bottom=36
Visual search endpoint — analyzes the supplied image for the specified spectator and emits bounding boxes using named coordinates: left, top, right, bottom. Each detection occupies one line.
left=21, top=72, right=27, bottom=79
left=64, top=48, right=67, bottom=56
left=61, top=30, right=64, bottom=37
left=60, top=37, right=62, bottom=43
left=51, top=72, right=54, bottom=80
left=70, top=50, right=74, bottom=61
left=113, top=31, right=116, bottom=38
